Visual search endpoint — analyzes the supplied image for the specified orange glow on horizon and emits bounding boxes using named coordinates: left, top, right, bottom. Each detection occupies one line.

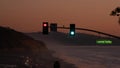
left=0, top=0, right=120, bottom=36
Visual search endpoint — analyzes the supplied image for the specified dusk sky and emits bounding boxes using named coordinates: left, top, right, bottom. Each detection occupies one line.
left=0, top=0, right=120, bottom=36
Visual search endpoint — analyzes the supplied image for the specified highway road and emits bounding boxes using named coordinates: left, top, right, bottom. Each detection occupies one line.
left=29, top=33, right=120, bottom=68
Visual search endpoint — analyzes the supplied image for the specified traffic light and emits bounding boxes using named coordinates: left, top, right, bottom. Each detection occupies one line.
left=42, top=22, right=48, bottom=34
left=50, top=23, right=57, bottom=32
left=69, top=24, right=75, bottom=36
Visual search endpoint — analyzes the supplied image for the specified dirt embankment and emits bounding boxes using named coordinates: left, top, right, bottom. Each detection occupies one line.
left=0, top=26, right=77, bottom=68
left=0, top=26, right=47, bottom=54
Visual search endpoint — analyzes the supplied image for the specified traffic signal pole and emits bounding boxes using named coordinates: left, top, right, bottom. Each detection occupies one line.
left=41, top=22, right=120, bottom=39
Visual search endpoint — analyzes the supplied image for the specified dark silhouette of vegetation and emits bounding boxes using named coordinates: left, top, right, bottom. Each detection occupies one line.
left=110, top=7, right=120, bottom=24
left=0, top=26, right=47, bottom=54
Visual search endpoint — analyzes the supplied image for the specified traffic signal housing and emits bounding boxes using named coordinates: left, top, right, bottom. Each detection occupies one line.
left=70, top=24, right=75, bottom=36
left=42, top=22, right=48, bottom=34
left=50, top=23, right=57, bottom=32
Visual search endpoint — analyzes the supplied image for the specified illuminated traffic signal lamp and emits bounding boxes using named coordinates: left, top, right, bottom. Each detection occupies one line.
left=70, top=24, right=75, bottom=36
left=43, top=23, right=47, bottom=27
left=42, top=22, right=48, bottom=34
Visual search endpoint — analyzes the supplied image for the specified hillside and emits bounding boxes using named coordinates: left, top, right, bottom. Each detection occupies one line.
left=0, top=26, right=48, bottom=55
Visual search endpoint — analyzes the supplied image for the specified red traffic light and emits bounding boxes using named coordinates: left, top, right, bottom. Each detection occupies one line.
left=42, top=22, right=49, bottom=34
left=43, top=23, right=47, bottom=27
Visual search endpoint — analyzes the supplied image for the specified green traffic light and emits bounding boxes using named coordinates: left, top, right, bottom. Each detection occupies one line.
left=71, top=31, right=75, bottom=35
left=70, top=31, right=75, bottom=36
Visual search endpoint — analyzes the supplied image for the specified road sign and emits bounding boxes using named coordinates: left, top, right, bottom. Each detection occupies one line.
left=96, top=39, right=112, bottom=44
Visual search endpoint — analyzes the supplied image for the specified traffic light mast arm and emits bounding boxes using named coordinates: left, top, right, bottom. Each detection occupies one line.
left=57, top=27, right=120, bottom=39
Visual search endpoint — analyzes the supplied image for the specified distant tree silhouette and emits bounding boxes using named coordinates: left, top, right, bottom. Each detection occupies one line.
left=110, top=7, right=120, bottom=25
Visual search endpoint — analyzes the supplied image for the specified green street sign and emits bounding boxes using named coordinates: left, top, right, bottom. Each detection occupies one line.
left=96, top=39, right=112, bottom=44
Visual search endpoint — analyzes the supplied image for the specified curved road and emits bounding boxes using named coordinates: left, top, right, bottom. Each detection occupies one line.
left=29, top=33, right=120, bottom=68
